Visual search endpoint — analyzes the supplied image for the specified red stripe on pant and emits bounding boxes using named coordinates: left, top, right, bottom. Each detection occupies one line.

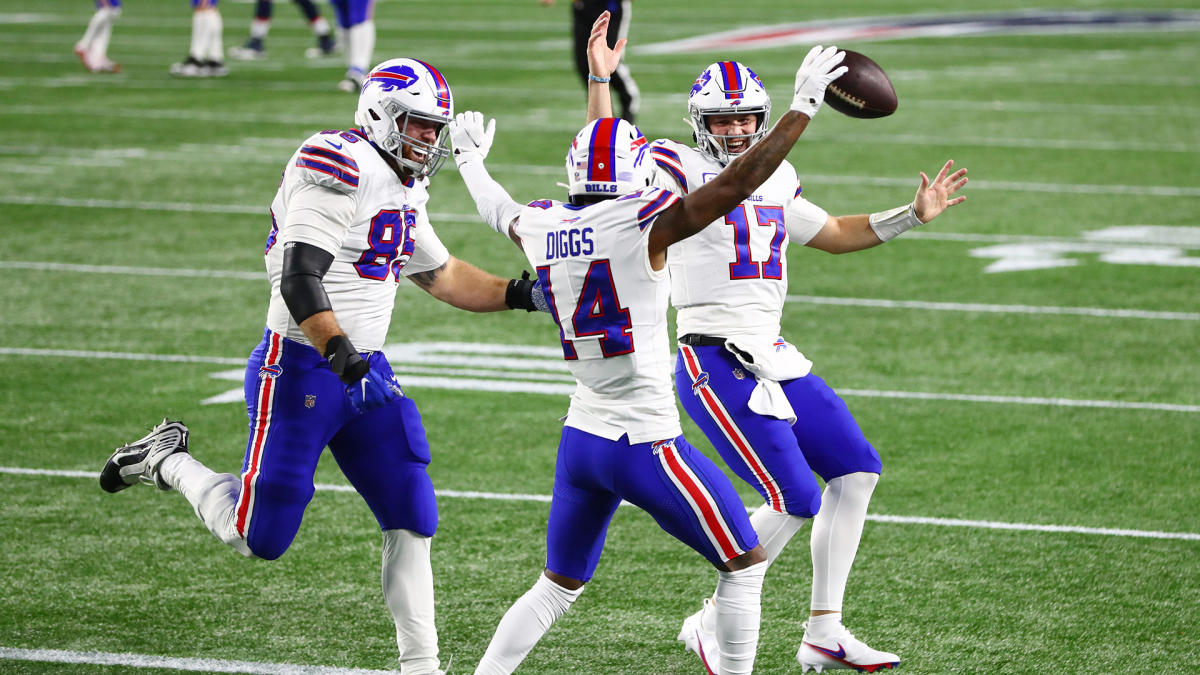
left=661, top=443, right=740, bottom=560
left=236, top=332, right=282, bottom=538
left=680, top=345, right=784, bottom=512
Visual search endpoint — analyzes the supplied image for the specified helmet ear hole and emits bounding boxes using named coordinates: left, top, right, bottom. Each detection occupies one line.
left=369, top=109, right=382, bottom=121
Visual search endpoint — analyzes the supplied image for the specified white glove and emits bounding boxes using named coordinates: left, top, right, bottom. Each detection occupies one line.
left=449, top=111, right=496, bottom=167
left=790, top=45, right=848, bottom=119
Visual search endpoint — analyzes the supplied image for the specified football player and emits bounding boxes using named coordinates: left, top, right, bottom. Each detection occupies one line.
left=450, top=43, right=849, bottom=675
left=586, top=28, right=968, bottom=674
left=100, top=59, right=548, bottom=675
left=228, top=0, right=336, bottom=61
left=329, top=0, right=375, bottom=92
left=170, top=0, right=227, bottom=78
left=75, top=0, right=122, bottom=74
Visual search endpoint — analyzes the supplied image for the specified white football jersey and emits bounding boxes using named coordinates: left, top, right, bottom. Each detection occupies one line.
left=264, top=129, right=450, bottom=351
left=515, top=189, right=683, bottom=443
left=649, top=139, right=829, bottom=338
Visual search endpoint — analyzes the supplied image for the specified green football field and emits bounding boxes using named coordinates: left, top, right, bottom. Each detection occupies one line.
left=1, top=0, right=1198, bottom=673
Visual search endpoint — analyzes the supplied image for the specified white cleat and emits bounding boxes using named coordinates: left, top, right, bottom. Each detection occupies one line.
left=798, top=621, right=899, bottom=673
left=676, top=599, right=720, bottom=675
left=100, top=419, right=189, bottom=493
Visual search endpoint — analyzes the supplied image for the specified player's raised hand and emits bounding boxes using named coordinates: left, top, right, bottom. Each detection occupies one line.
left=450, top=111, right=496, bottom=167
left=587, top=10, right=626, bottom=80
left=791, top=45, right=848, bottom=119
left=913, top=159, right=969, bottom=222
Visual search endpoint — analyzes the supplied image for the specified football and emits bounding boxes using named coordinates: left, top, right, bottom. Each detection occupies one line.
left=824, top=50, right=898, bottom=119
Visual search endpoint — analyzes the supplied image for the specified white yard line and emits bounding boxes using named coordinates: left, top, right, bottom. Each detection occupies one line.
left=3, top=261, right=1195, bottom=321
left=2, top=466, right=1197, bottom=541
left=0, top=647, right=396, bottom=675
left=0, top=347, right=1195, bottom=413
left=785, top=295, right=1200, bottom=321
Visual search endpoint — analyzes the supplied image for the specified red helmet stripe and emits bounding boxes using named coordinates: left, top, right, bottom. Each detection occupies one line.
left=413, top=59, right=451, bottom=110
left=587, top=118, right=618, bottom=183
left=719, top=61, right=743, bottom=99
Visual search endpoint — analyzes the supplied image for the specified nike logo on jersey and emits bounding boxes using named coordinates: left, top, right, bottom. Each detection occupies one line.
left=325, top=139, right=343, bottom=150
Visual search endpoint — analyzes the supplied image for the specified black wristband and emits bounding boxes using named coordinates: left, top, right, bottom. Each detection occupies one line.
left=324, top=334, right=368, bottom=385
left=505, top=271, right=538, bottom=312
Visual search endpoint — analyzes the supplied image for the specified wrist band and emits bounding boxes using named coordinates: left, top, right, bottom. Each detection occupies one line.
left=868, top=203, right=923, bottom=242
left=587, top=73, right=611, bottom=83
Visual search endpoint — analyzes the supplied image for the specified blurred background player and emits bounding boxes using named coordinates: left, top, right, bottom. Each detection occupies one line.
left=330, top=0, right=375, bottom=92
left=451, top=38, right=850, bottom=675
left=99, top=58, right=548, bottom=675
left=170, top=0, right=227, bottom=77
left=539, top=0, right=639, bottom=122
left=229, top=0, right=336, bottom=61
left=589, top=45, right=967, bottom=673
left=74, top=0, right=121, bottom=73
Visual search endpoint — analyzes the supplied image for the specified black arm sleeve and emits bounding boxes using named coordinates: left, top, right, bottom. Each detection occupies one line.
left=280, top=241, right=335, bottom=324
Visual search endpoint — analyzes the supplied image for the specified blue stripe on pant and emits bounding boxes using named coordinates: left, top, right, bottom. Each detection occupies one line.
left=674, top=345, right=881, bottom=518
left=238, top=328, right=437, bottom=560
left=545, top=427, right=758, bottom=582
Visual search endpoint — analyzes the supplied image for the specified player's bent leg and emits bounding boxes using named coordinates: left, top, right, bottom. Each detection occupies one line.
left=676, top=346, right=823, bottom=519
left=234, top=329, right=346, bottom=560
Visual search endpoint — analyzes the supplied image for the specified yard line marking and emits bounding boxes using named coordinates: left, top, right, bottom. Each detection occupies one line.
left=4, top=466, right=1197, bottom=541
left=786, top=295, right=1200, bottom=321
left=1, top=347, right=1196, bottom=413
left=837, top=389, right=1200, bottom=413
left=5, top=261, right=1196, bottom=321
left=0, top=348, right=245, bottom=366
left=0, top=261, right=263, bottom=280
left=0, top=647, right=396, bottom=674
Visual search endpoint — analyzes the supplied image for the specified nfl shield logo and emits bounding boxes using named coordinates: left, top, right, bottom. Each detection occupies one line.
left=733, top=368, right=746, bottom=380
left=304, top=395, right=316, bottom=409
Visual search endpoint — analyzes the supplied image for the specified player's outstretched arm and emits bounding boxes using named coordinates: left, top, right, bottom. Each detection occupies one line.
left=410, top=257, right=548, bottom=313
left=649, top=46, right=847, bottom=258
left=451, top=111, right=523, bottom=246
left=803, top=159, right=968, bottom=253
left=585, top=10, right=624, bottom=123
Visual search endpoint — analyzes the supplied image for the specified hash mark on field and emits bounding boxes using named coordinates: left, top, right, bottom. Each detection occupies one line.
left=0, top=647, right=394, bottom=674
left=3, top=466, right=1198, bottom=541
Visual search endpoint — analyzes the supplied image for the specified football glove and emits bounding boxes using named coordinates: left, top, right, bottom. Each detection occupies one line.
left=791, top=45, right=848, bottom=119
left=346, top=363, right=405, bottom=415
left=506, top=271, right=551, bottom=313
left=450, top=111, right=496, bottom=167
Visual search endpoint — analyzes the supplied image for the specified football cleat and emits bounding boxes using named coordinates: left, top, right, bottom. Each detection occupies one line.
left=87, top=58, right=121, bottom=74
left=797, top=620, right=899, bottom=673
left=100, top=419, right=190, bottom=493
left=229, top=45, right=265, bottom=61
left=677, top=599, right=720, bottom=675
left=304, top=34, right=336, bottom=59
left=169, top=56, right=208, bottom=78
left=203, top=60, right=229, bottom=78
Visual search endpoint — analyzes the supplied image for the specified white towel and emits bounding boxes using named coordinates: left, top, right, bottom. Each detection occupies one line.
left=723, top=336, right=813, bottom=425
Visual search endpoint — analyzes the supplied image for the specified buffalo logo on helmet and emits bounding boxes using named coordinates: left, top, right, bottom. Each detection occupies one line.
left=368, top=64, right=420, bottom=92
left=690, top=69, right=712, bottom=97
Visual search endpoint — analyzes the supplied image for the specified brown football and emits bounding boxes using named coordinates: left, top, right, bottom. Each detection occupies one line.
left=824, top=50, right=898, bottom=119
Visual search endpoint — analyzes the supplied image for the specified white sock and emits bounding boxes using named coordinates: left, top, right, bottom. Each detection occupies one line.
left=382, top=529, right=440, bottom=675
left=188, top=11, right=207, bottom=60
left=346, top=20, right=375, bottom=78
left=205, top=9, right=224, bottom=62
left=804, top=612, right=843, bottom=640
left=474, top=573, right=583, bottom=675
left=249, top=18, right=270, bottom=40
left=88, top=7, right=119, bottom=63
left=160, top=453, right=254, bottom=558
left=749, top=506, right=807, bottom=568
left=714, top=561, right=766, bottom=675
left=810, top=472, right=878, bottom=611
left=78, top=9, right=106, bottom=49
left=312, top=16, right=331, bottom=37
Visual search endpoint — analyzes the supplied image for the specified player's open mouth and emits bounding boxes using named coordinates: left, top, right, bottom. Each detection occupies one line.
left=726, top=139, right=748, bottom=152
